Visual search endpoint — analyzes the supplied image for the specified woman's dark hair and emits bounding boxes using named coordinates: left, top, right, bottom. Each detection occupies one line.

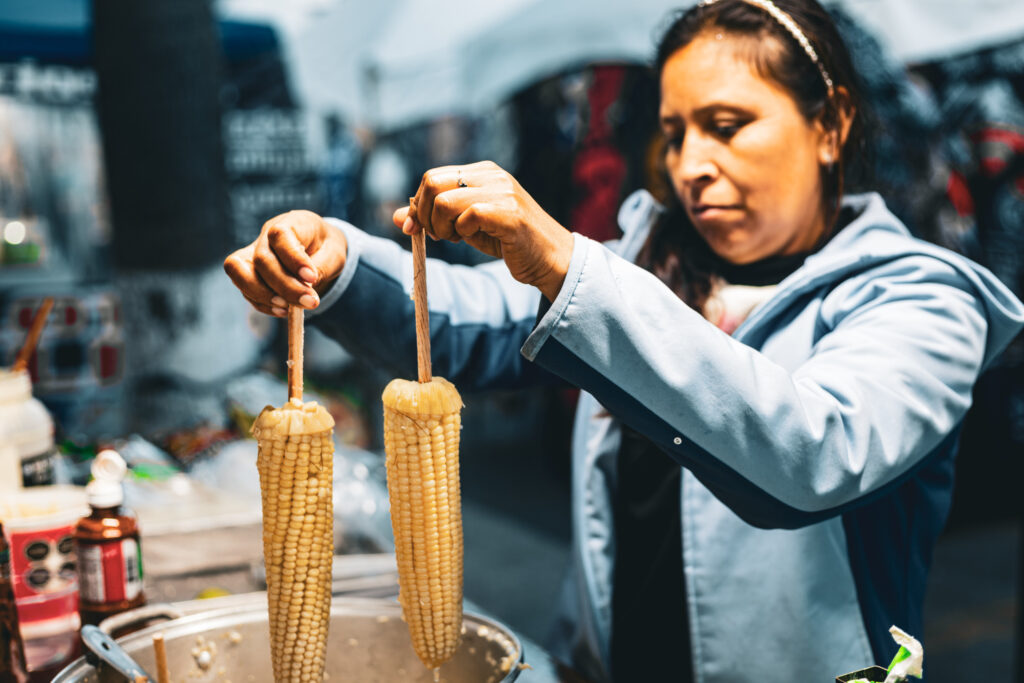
left=638, top=0, right=868, bottom=311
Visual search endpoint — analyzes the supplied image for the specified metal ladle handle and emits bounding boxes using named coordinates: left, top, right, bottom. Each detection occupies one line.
left=80, top=625, right=154, bottom=682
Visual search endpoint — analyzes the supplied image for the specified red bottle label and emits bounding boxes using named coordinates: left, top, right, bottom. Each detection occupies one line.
left=7, top=524, right=77, bottom=602
left=77, top=538, right=142, bottom=604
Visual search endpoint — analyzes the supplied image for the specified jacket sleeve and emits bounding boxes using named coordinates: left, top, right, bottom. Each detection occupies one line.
left=522, top=233, right=993, bottom=528
left=308, top=219, right=558, bottom=392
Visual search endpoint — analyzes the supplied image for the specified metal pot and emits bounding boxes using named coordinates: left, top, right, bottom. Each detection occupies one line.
left=54, top=595, right=524, bottom=682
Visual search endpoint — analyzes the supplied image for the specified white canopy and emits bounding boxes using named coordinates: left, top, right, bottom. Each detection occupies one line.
left=363, top=0, right=682, bottom=130
left=219, top=0, right=1024, bottom=130
left=836, top=0, right=1024, bottom=64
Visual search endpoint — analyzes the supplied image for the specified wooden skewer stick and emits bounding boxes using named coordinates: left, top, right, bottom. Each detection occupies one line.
left=411, top=227, right=432, bottom=383
left=12, top=297, right=54, bottom=373
left=152, top=632, right=170, bottom=683
left=287, top=305, right=304, bottom=402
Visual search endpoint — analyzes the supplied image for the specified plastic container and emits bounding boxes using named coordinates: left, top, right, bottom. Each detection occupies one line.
left=836, top=666, right=888, bottom=682
left=0, top=486, right=88, bottom=675
left=0, top=370, right=56, bottom=490
left=73, top=451, right=145, bottom=627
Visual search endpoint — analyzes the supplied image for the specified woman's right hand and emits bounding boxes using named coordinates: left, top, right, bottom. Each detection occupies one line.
left=223, top=210, right=347, bottom=317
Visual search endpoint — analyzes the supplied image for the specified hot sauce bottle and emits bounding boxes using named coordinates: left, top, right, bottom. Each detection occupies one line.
left=72, top=451, right=145, bottom=627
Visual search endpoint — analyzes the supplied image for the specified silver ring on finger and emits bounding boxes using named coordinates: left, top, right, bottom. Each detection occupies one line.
left=457, top=169, right=467, bottom=188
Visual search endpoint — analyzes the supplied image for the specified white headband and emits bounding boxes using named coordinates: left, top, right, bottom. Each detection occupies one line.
left=697, top=0, right=835, bottom=97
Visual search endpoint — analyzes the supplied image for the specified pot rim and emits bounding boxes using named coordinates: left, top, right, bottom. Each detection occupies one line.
left=54, top=595, right=524, bottom=682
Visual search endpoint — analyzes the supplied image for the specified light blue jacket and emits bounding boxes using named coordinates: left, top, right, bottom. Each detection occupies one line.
left=310, top=191, right=1024, bottom=683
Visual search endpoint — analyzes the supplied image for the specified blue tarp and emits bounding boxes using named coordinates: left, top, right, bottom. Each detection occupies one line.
left=0, top=3, right=279, bottom=66
left=0, top=22, right=91, bottom=65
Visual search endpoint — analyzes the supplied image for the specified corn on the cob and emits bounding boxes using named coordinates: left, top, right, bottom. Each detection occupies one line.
left=252, top=399, right=335, bottom=682
left=382, top=376, right=464, bottom=670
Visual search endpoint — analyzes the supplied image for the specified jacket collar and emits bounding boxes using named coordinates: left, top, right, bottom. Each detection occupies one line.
left=616, top=190, right=1024, bottom=365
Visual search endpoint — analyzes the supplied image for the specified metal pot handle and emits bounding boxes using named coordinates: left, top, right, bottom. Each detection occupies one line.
left=81, top=625, right=154, bottom=681
left=99, top=603, right=186, bottom=636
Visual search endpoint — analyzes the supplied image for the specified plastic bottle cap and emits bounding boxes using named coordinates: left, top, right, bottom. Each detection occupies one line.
left=86, top=477, right=123, bottom=508
left=88, top=449, right=127, bottom=507
left=92, top=449, right=128, bottom=482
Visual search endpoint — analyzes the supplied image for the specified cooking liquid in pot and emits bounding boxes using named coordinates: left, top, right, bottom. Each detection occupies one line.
left=53, top=599, right=525, bottom=683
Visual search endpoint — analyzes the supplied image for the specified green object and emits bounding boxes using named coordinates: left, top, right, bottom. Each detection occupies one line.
left=128, top=463, right=180, bottom=480
left=59, top=440, right=99, bottom=462
left=885, top=626, right=923, bottom=680
left=887, top=645, right=912, bottom=674
left=2, top=242, right=41, bottom=265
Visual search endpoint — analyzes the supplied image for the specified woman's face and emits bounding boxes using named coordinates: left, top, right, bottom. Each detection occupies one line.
left=660, top=33, right=832, bottom=264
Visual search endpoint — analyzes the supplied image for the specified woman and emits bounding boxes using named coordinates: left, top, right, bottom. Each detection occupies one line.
left=224, top=1, right=1024, bottom=680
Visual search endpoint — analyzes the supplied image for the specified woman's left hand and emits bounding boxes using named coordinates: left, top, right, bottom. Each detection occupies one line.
left=392, top=161, right=575, bottom=302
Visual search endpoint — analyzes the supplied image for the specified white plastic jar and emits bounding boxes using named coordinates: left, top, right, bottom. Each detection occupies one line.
left=0, top=369, right=56, bottom=491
